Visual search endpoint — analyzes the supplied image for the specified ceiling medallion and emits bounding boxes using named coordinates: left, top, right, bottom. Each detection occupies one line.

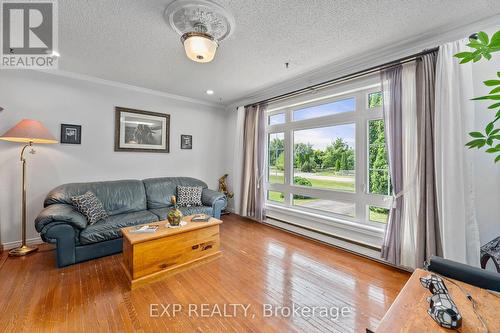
left=165, top=0, right=235, bottom=63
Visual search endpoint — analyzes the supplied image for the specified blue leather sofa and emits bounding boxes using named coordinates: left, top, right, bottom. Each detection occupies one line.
left=34, top=177, right=227, bottom=268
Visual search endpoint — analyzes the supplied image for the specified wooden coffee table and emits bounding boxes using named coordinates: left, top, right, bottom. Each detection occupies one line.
left=121, top=215, right=222, bottom=289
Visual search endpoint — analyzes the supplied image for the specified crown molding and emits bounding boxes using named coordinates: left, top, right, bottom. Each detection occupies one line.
left=34, top=69, right=224, bottom=108
left=227, top=14, right=500, bottom=109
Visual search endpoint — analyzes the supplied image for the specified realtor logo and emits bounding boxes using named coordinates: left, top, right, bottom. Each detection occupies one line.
left=1, top=0, right=58, bottom=69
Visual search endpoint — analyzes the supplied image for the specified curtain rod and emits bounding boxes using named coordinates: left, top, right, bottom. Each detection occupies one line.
left=244, top=47, right=439, bottom=108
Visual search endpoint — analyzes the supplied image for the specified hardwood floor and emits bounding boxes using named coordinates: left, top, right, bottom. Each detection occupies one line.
left=0, top=214, right=409, bottom=333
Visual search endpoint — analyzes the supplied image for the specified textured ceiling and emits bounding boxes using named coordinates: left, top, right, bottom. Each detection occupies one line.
left=58, top=0, right=500, bottom=105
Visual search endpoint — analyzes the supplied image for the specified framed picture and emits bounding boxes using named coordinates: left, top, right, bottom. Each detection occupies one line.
left=114, top=107, right=170, bottom=153
left=181, top=135, right=192, bottom=149
left=60, top=124, right=81, bottom=144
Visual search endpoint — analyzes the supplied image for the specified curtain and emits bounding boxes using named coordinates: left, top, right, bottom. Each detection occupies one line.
left=380, top=65, right=403, bottom=265
left=240, top=104, right=267, bottom=221
left=435, top=40, right=480, bottom=266
left=232, top=106, right=246, bottom=215
left=400, top=62, right=419, bottom=269
left=415, top=51, right=442, bottom=267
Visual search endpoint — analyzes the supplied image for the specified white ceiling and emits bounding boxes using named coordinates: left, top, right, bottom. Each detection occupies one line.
left=59, top=0, right=500, bottom=105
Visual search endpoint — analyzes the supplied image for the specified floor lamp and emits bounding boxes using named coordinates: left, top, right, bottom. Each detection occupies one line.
left=0, top=119, right=58, bottom=256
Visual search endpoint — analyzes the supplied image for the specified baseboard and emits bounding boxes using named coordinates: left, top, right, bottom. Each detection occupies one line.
left=1, top=237, right=43, bottom=250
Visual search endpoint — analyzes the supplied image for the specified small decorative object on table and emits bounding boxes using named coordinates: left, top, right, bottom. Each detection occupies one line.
left=480, top=236, right=500, bottom=272
left=218, top=174, right=233, bottom=215
left=191, top=214, right=210, bottom=222
left=420, top=274, right=462, bottom=330
left=129, top=225, right=158, bottom=233
left=167, top=195, right=183, bottom=227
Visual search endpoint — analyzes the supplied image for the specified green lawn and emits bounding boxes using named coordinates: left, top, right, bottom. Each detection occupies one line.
left=369, top=208, right=389, bottom=224
left=269, top=174, right=355, bottom=192
left=268, top=191, right=316, bottom=205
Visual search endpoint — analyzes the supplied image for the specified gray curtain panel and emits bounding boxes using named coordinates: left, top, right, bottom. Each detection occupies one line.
left=415, top=51, right=442, bottom=267
left=380, top=64, right=404, bottom=266
left=240, top=104, right=267, bottom=221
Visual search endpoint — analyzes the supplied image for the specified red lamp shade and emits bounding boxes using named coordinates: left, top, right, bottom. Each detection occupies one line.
left=0, top=119, right=58, bottom=144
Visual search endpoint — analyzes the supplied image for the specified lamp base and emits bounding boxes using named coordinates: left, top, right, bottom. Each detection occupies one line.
left=8, top=244, right=38, bottom=256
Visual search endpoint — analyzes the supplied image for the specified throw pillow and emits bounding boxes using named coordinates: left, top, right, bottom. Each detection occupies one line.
left=71, top=191, right=108, bottom=225
left=177, top=186, right=203, bottom=207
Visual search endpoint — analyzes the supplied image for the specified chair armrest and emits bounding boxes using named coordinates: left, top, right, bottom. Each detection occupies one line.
left=201, top=188, right=227, bottom=207
left=35, top=203, right=88, bottom=233
left=428, top=256, right=500, bottom=292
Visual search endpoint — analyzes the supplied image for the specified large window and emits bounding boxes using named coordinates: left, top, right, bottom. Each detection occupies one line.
left=266, top=82, right=391, bottom=227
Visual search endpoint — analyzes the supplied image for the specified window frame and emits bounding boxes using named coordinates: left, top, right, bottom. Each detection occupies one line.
left=265, top=79, right=391, bottom=228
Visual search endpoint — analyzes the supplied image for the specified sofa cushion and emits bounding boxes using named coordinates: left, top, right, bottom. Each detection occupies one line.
left=79, top=210, right=158, bottom=244
left=71, top=191, right=108, bottom=225
left=45, top=180, right=147, bottom=216
left=143, top=177, right=208, bottom=209
left=177, top=186, right=203, bottom=207
left=149, top=206, right=213, bottom=220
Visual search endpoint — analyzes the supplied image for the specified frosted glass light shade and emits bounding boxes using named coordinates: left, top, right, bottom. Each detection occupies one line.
left=0, top=119, right=57, bottom=144
left=181, top=32, right=218, bottom=63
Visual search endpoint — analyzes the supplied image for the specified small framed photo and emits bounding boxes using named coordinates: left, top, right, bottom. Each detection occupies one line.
left=60, top=124, right=81, bottom=144
left=181, top=135, right=192, bottom=149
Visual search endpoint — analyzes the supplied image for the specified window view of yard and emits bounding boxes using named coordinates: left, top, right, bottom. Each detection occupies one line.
left=293, top=124, right=356, bottom=191
left=369, top=206, right=390, bottom=224
left=294, top=196, right=355, bottom=217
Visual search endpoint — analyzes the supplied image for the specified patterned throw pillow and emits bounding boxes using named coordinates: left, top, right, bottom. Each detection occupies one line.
left=71, top=191, right=108, bottom=225
left=177, top=186, right=203, bottom=207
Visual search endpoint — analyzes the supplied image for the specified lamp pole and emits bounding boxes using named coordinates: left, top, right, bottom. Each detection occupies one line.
left=9, top=141, right=38, bottom=256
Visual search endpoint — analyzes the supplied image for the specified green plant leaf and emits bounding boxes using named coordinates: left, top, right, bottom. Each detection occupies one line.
left=487, top=137, right=494, bottom=145
left=497, top=110, right=500, bottom=117
left=490, top=31, right=500, bottom=47
left=489, top=129, right=500, bottom=136
left=469, top=131, right=485, bottom=138
left=489, top=102, right=500, bottom=109
left=486, top=147, right=499, bottom=153
left=466, top=138, right=486, bottom=148
left=467, top=41, right=483, bottom=49
left=490, top=87, right=500, bottom=94
left=484, top=52, right=492, bottom=60
left=497, top=72, right=500, bottom=78
left=496, top=155, right=500, bottom=163
left=472, top=95, right=500, bottom=100
left=454, top=52, right=471, bottom=59
left=460, top=57, right=473, bottom=64
left=478, top=31, right=489, bottom=45
left=473, top=54, right=482, bottom=62
left=484, top=80, right=500, bottom=86
left=486, top=122, right=494, bottom=135
left=491, top=135, right=500, bottom=140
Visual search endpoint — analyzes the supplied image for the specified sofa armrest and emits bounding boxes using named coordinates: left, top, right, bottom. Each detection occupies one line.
left=201, top=189, right=227, bottom=218
left=202, top=189, right=226, bottom=207
left=35, top=203, right=88, bottom=233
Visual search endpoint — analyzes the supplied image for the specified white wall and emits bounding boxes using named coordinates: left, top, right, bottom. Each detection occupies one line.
left=0, top=70, right=227, bottom=246
left=471, top=27, right=500, bottom=248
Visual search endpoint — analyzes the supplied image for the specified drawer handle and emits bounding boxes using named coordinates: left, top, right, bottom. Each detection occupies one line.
left=192, top=245, right=199, bottom=250
left=202, top=245, right=212, bottom=251
left=159, top=263, right=168, bottom=269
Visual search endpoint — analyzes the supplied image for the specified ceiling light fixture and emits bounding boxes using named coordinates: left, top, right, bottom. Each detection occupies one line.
left=206, top=89, right=214, bottom=95
left=165, top=0, right=235, bottom=64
